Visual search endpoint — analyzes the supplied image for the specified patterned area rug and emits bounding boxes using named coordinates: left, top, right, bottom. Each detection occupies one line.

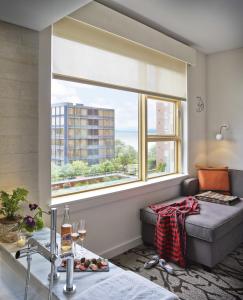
left=111, top=244, right=243, bottom=300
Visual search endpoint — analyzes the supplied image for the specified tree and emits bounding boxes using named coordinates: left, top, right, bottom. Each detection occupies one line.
left=148, top=158, right=156, bottom=171
left=115, top=140, right=126, bottom=158
left=148, top=144, right=156, bottom=160
left=72, top=160, right=89, bottom=176
left=51, top=139, right=139, bottom=182
left=89, top=164, right=101, bottom=176
left=156, top=162, right=166, bottom=172
left=147, top=144, right=156, bottom=172
left=115, top=139, right=137, bottom=172
left=51, top=163, right=61, bottom=181
left=110, top=159, right=121, bottom=172
left=60, top=163, right=75, bottom=179
left=98, top=160, right=116, bottom=174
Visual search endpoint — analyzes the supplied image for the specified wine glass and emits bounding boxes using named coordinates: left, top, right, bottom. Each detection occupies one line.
left=71, top=222, right=79, bottom=257
left=78, top=219, right=86, bottom=255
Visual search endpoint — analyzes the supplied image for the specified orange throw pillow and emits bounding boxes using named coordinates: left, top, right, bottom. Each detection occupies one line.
left=198, top=167, right=230, bottom=194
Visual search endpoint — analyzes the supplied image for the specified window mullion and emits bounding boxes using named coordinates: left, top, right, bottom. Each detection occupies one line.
left=176, top=101, right=182, bottom=173
left=147, top=136, right=179, bottom=142
left=139, top=94, right=147, bottom=181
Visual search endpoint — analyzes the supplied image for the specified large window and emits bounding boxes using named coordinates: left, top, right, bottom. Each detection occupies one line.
left=51, top=79, right=181, bottom=197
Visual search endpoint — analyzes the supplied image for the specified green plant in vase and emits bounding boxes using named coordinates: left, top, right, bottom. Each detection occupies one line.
left=0, top=188, right=28, bottom=222
left=0, top=188, right=48, bottom=242
left=0, top=188, right=28, bottom=242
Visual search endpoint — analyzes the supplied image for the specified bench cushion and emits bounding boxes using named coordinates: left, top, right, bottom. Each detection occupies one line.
left=230, top=169, right=243, bottom=197
left=140, top=197, right=243, bottom=242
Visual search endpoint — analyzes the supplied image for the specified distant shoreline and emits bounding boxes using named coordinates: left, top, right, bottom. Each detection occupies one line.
left=115, top=130, right=138, bottom=150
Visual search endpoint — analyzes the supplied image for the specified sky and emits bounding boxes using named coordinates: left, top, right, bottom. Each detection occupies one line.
left=52, top=79, right=139, bottom=131
left=51, top=79, right=173, bottom=150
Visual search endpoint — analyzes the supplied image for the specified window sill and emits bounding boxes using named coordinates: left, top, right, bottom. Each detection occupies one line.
left=50, top=173, right=188, bottom=213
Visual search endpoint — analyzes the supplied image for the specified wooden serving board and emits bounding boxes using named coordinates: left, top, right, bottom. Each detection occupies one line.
left=57, top=266, right=109, bottom=272
left=57, top=258, right=109, bottom=272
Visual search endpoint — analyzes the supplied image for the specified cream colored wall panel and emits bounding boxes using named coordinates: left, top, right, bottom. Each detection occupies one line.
left=0, top=117, right=38, bottom=136
left=0, top=99, right=38, bottom=118
left=20, top=82, right=38, bottom=101
left=0, top=153, right=37, bottom=174
left=0, top=171, right=38, bottom=191
left=0, top=186, right=38, bottom=203
left=20, top=28, right=39, bottom=49
left=0, top=21, right=39, bottom=202
left=23, top=189, right=39, bottom=203
left=0, top=40, right=38, bottom=65
left=0, top=173, right=38, bottom=192
left=0, top=22, right=22, bottom=45
left=0, top=135, right=38, bottom=155
left=0, top=79, right=38, bottom=104
left=0, top=78, right=20, bottom=99
left=0, top=21, right=38, bottom=48
left=0, top=58, right=37, bottom=82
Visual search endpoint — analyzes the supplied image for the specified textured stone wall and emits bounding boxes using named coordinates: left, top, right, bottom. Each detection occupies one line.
left=0, top=21, right=39, bottom=202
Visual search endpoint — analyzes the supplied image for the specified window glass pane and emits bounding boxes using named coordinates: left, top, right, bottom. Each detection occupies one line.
left=81, top=109, right=87, bottom=116
left=147, top=141, right=176, bottom=178
left=147, top=99, right=175, bottom=135
left=51, top=79, right=139, bottom=196
left=80, top=119, right=87, bottom=126
left=68, top=107, right=74, bottom=115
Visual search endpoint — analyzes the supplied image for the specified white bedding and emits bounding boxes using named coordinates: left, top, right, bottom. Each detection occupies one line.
left=79, top=270, right=179, bottom=300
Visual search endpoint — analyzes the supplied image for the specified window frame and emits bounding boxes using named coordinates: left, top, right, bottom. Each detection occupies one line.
left=51, top=77, right=182, bottom=198
left=140, top=95, right=181, bottom=181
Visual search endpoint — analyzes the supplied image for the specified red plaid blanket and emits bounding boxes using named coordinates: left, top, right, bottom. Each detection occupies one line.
left=150, top=197, right=200, bottom=267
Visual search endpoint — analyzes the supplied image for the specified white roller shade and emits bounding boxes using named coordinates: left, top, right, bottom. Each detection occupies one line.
left=53, top=17, right=187, bottom=99
left=70, top=2, right=196, bottom=66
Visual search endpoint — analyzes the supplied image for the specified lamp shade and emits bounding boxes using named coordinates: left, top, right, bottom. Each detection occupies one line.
left=216, top=133, right=223, bottom=141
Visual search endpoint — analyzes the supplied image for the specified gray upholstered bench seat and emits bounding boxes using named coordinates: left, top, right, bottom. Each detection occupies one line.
left=140, top=169, right=243, bottom=268
left=141, top=197, right=243, bottom=243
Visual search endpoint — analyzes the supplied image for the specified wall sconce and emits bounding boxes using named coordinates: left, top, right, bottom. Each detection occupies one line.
left=196, top=96, right=205, bottom=113
left=216, top=125, right=229, bottom=140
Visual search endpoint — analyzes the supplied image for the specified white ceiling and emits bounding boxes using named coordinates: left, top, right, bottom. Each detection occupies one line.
left=96, top=0, right=243, bottom=54
left=0, top=0, right=91, bottom=31
left=0, top=0, right=242, bottom=53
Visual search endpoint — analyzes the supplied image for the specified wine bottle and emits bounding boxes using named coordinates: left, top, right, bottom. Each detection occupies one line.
left=61, top=205, right=72, bottom=252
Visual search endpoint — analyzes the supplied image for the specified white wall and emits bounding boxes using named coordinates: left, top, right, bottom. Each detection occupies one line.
left=0, top=20, right=207, bottom=258
left=35, top=5, right=207, bottom=257
left=207, top=48, right=243, bottom=169
left=39, top=16, right=207, bottom=255
left=0, top=21, right=39, bottom=202
left=53, top=177, right=184, bottom=257
left=50, top=51, right=207, bottom=258
left=187, top=51, right=207, bottom=175
left=2, top=11, right=242, bottom=260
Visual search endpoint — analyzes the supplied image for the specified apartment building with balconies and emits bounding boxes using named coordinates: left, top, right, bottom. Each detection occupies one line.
left=51, top=102, right=115, bottom=165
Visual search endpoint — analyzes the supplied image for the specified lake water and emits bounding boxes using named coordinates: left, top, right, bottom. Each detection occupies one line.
left=115, top=130, right=138, bottom=150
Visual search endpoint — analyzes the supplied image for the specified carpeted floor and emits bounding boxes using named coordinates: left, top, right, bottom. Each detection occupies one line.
left=111, top=244, right=243, bottom=300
